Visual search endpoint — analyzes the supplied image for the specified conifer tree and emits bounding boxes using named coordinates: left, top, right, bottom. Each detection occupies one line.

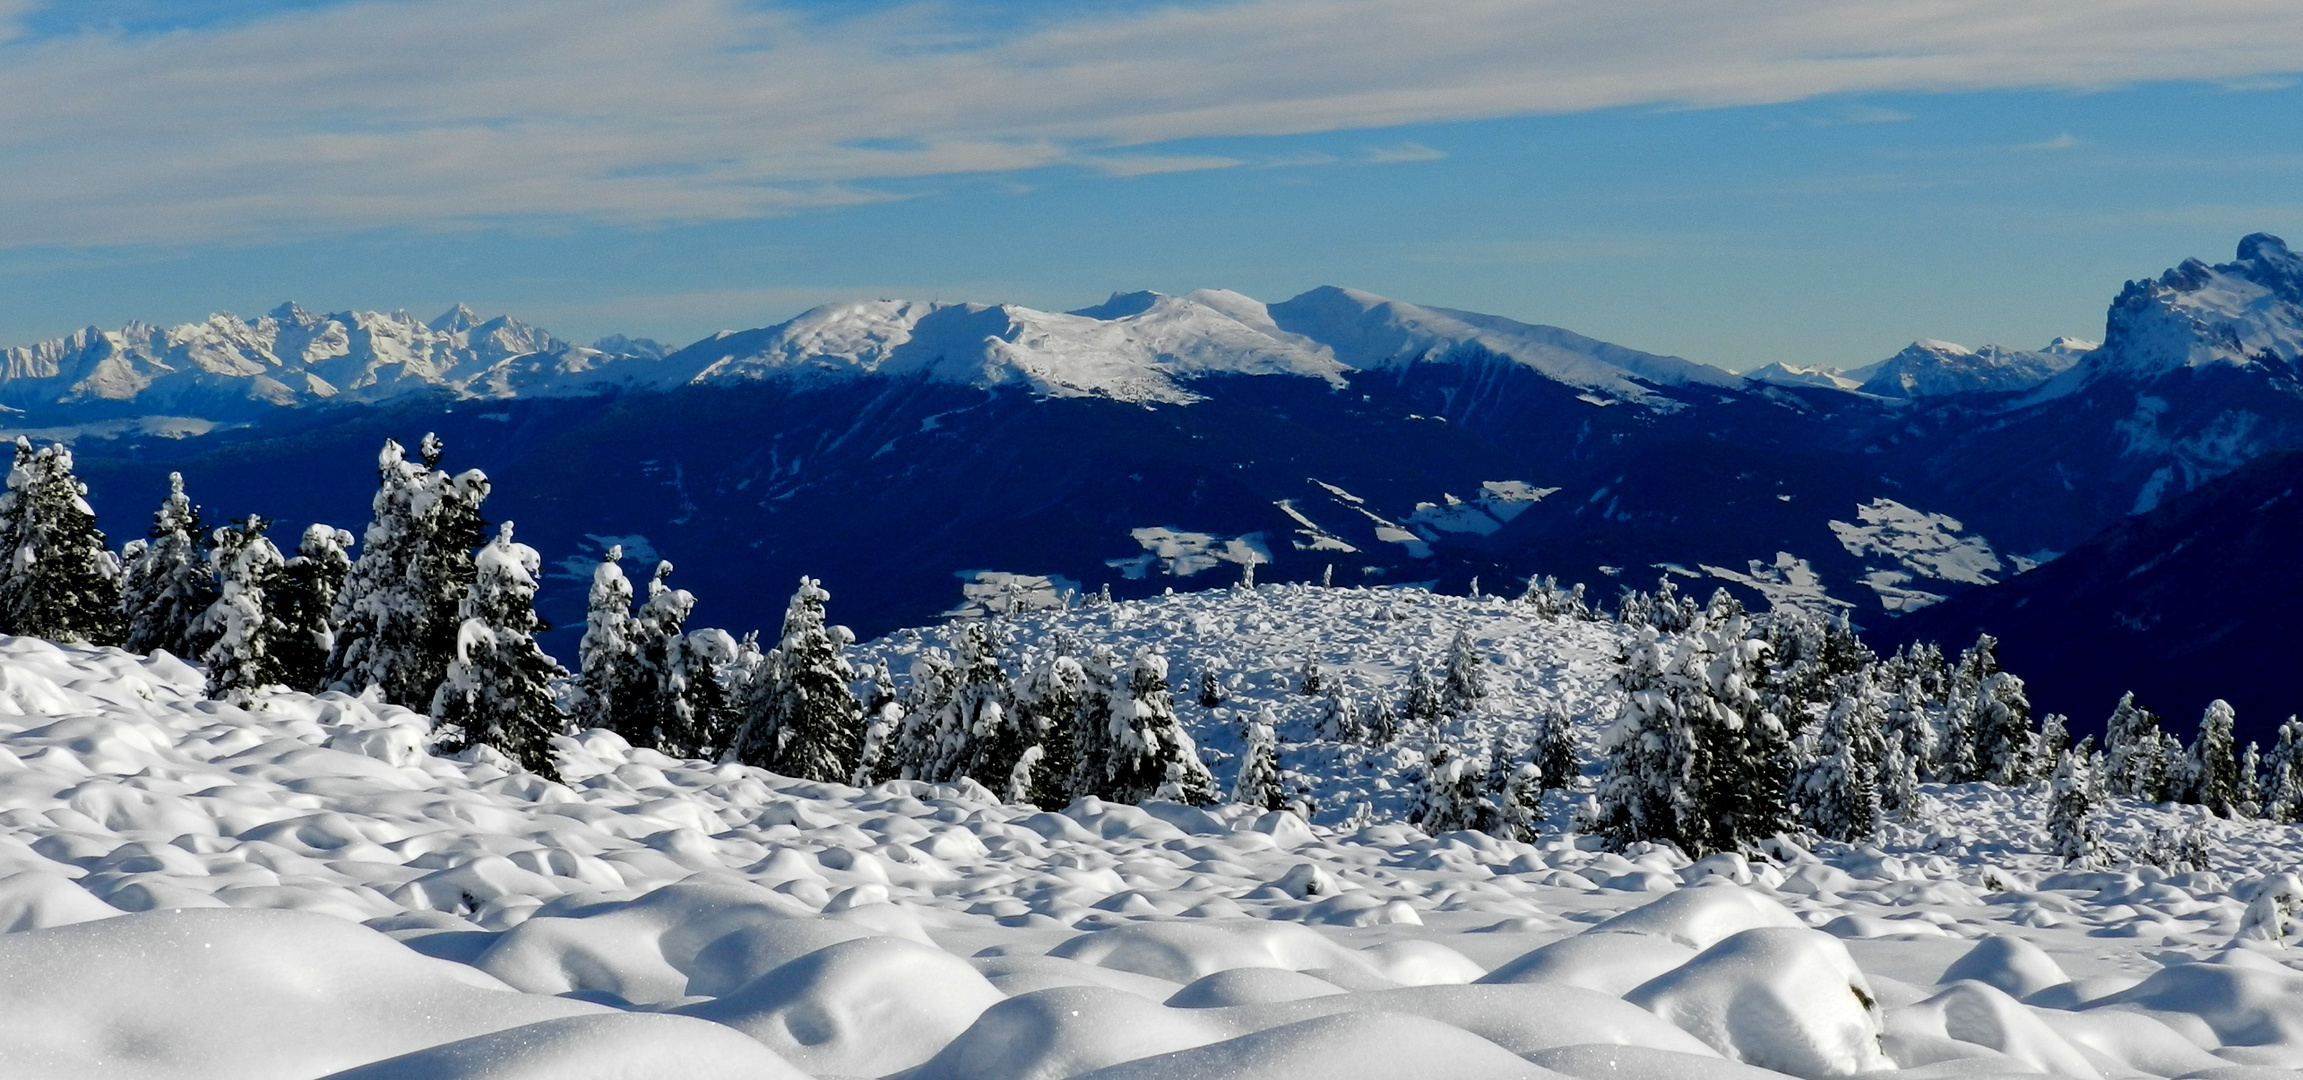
left=1796, top=676, right=1884, bottom=842
left=1880, top=738, right=1920, bottom=819
left=0, top=438, right=123, bottom=644
left=270, top=524, right=352, bottom=693
left=1016, top=652, right=1085, bottom=808
left=2047, top=749, right=2100, bottom=865
left=1594, top=617, right=1791, bottom=855
left=622, top=561, right=699, bottom=754
left=1065, top=644, right=1122, bottom=800
left=1494, top=755, right=1546, bottom=842
left=2262, top=717, right=2303, bottom=824
left=1400, top=665, right=1442, bottom=724
left=2183, top=699, right=2244, bottom=817
left=732, top=577, right=863, bottom=783
left=1364, top=696, right=1400, bottom=746
left=1105, top=649, right=1217, bottom=805
left=2104, top=692, right=2174, bottom=801
left=2240, top=741, right=2264, bottom=819
left=574, top=545, right=640, bottom=735
left=199, top=516, right=288, bottom=702
left=1529, top=706, right=1580, bottom=792
left=121, top=472, right=215, bottom=657
left=1319, top=681, right=1363, bottom=742
left=1197, top=666, right=1223, bottom=709
left=329, top=436, right=490, bottom=708
left=1441, top=629, right=1487, bottom=715
left=1881, top=677, right=1941, bottom=783
left=1297, top=656, right=1324, bottom=696
left=1233, top=703, right=1284, bottom=810
left=429, top=523, right=565, bottom=779
left=1414, top=745, right=1487, bottom=834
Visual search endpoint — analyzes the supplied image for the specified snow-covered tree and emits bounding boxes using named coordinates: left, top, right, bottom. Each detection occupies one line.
left=1105, top=649, right=1217, bottom=805
left=121, top=472, right=215, bottom=658
left=1233, top=703, right=1283, bottom=810
left=2182, top=699, right=2244, bottom=817
left=1363, top=696, right=1400, bottom=746
left=1529, top=707, right=1579, bottom=792
left=1196, top=666, right=1223, bottom=709
left=1880, top=677, right=1941, bottom=783
left=2240, top=741, right=2264, bottom=819
left=1065, top=645, right=1123, bottom=801
left=2104, top=692, right=2175, bottom=802
left=429, top=522, right=565, bottom=779
left=613, top=561, right=700, bottom=754
left=1400, top=665, right=1442, bottom=723
left=1880, top=738, right=1920, bottom=819
left=1318, top=681, right=1363, bottom=742
left=1491, top=751, right=1545, bottom=842
left=1593, top=617, right=1791, bottom=856
left=198, top=516, right=288, bottom=702
left=2037, top=713, right=2072, bottom=764
left=1013, top=650, right=1085, bottom=807
left=1441, top=630, right=1487, bottom=715
left=2047, top=749, right=2100, bottom=865
left=1297, top=656, right=1325, bottom=697
left=573, top=546, right=640, bottom=735
left=1413, top=745, right=1487, bottom=835
left=2261, top=717, right=2303, bottom=824
left=1796, top=676, right=1884, bottom=842
left=1523, top=575, right=1590, bottom=620
left=329, top=436, right=491, bottom=708
left=732, top=577, right=863, bottom=783
left=270, top=524, right=352, bottom=693
left=0, top=438, right=123, bottom=644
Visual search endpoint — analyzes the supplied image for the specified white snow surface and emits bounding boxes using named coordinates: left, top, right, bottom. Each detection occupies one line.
left=668, top=286, right=1739, bottom=406
left=1827, top=499, right=2005, bottom=612
left=1, top=589, right=2301, bottom=1078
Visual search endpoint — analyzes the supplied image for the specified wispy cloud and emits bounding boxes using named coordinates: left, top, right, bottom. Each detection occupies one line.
left=0, top=0, right=2299, bottom=247
left=2018, top=132, right=2083, bottom=151
left=1363, top=142, right=1446, bottom=164
left=1076, top=154, right=1245, bottom=177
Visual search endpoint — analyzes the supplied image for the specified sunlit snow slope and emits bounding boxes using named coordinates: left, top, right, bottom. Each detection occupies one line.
left=1, top=588, right=2301, bottom=1078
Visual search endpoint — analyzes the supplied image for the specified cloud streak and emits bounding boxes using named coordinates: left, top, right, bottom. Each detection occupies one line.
left=1, top=0, right=2300, bottom=246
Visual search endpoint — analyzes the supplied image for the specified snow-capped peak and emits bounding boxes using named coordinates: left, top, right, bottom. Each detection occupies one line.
left=0, top=303, right=668, bottom=423
left=668, top=286, right=1739, bottom=406
left=1843, top=338, right=2085, bottom=400
left=2050, top=232, right=2303, bottom=390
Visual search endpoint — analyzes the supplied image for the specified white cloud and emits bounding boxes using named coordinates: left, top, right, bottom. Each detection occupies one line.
left=1363, top=142, right=1446, bottom=164
left=0, top=0, right=2300, bottom=246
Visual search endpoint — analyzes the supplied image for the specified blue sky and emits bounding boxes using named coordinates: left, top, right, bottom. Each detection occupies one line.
left=1, top=0, right=2300, bottom=371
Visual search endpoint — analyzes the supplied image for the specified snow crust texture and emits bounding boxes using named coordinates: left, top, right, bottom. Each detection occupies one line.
left=0, top=591, right=2301, bottom=1078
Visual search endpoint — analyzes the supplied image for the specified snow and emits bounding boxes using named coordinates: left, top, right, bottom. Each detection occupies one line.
left=0, top=305, right=668, bottom=423
left=0, top=588, right=2301, bottom=1077
left=671, top=287, right=1738, bottom=408
left=1828, top=499, right=2005, bottom=611
left=1406, top=482, right=1560, bottom=538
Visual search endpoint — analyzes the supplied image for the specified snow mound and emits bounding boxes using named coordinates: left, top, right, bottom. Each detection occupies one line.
left=1067, top=1010, right=1552, bottom=1080
left=314, top=1013, right=810, bottom=1080
left=675, top=934, right=1005, bottom=1076
left=1625, top=927, right=1892, bottom=1078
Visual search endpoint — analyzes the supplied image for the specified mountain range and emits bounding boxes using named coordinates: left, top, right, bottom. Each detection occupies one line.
left=12, top=235, right=2303, bottom=738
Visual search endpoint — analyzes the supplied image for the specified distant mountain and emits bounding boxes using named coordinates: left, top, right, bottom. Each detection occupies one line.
left=1885, top=444, right=2303, bottom=745
left=656, top=285, right=1740, bottom=407
left=1745, top=338, right=2092, bottom=399
left=0, top=303, right=669, bottom=427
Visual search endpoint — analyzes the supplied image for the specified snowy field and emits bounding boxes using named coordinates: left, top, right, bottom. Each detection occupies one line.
left=0, top=588, right=2299, bottom=1079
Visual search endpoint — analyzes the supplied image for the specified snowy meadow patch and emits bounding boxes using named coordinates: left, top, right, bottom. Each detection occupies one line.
left=0, top=585, right=2299, bottom=1078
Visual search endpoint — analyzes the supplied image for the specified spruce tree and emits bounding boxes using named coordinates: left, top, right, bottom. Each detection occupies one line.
left=1297, top=656, right=1324, bottom=696
left=271, top=524, right=352, bottom=693
left=1364, top=696, right=1401, bottom=746
left=121, top=472, right=215, bottom=658
left=622, top=561, right=697, bottom=754
left=1495, top=757, right=1546, bottom=842
left=1196, top=666, right=1223, bottom=709
left=429, top=522, right=564, bottom=780
left=2240, top=741, right=2264, bottom=819
left=199, top=516, right=288, bottom=702
left=1414, top=745, right=1487, bottom=834
left=1441, top=629, right=1488, bottom=715
left=1319, top=681, right=1363, bottom=742
left=1233, top=703, right=1284, bottom=810
left=1016, top=652, right=1085, bottom=808
left=1881, top=677, right=1941, bottom=783
left=1400, top=665, right=1442, bottom=723
left=329, top=436, right=490, bottom=708
left=1065, top=645, right=1122, bottom=800
left=1594, top=616, right=1791, bottom=855
left=1880, top=738, right=1920, bottom=819
left=2183, top=699, right=2243, bottom=817
left=2047, top=749, right=2100, bottom=865
left=1796, top=675, right=1884, bottom=842
left=574, top=545, right=641, bottom=735
left=1530, top=706, right=1580, bottom=792
left=1106, top=649, right=1217, bottom=805
left=0, top=438, right=123, bottom=644
left=2262, top=717, right=2303, bottom=824
left=731, top=577, right=863, bottom=784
